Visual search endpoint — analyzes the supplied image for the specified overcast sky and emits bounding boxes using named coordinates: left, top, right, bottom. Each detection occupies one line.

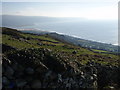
left=1, top=0, right=119, bottom=20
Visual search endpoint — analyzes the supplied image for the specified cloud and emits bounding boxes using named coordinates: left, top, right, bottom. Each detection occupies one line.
left=2, top=2, right=118, bottom=20
left=14, top=7, right=44, bottom=16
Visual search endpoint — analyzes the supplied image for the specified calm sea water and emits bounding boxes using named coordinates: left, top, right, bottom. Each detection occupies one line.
left=2, top=15, right=118, bottom=45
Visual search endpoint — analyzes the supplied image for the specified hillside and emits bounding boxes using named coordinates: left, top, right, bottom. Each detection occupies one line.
left=48, top=33, right=119, bottom=53
left=21, top=29, right=119, bottom=54
left=2, top=15, right=118, bottom=51
left=1, top=27, right=120, bottom=89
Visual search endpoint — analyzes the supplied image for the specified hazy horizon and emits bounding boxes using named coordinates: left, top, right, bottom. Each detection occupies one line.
left=1, top=2, right=118, bottom=45
left=2, top=15, right=118, bottom=45
left=2, top=2, right=118, bottom=20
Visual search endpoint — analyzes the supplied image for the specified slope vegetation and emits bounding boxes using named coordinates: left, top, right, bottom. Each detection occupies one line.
left=2, top=27, right=120, bottom=89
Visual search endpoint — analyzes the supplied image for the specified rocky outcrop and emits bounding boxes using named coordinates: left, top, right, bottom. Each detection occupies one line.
left=2, top=48, right=120, bottom=89
left=2, top=44, right=16, bottom=53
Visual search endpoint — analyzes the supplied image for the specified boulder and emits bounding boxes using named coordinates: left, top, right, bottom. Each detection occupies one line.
left=72, top=51, right=77, bottom=54
left=57, top=74, right=62, bottom=83
left=14, top=71, right=24, bottom=78
left=31, top=80, right=41, bottom=88
left=25, top=67, right=34, bottom=75
left=2, top=76, right=10, bottom=86
left=25, top=76, right=33, bottom=82
left=37, top=43, right=43, bottom=46
left=17, top=65, right=25, bottom=72
left=11, top=62, right=18, bottom=71
left=15, top=79, right=27, bottom=87
left=5, top=66, right=14, bottom=76
left=35, top=62, right=48, bottom=73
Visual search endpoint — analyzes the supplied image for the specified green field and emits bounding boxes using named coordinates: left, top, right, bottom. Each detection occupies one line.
left=2, top=27, right=119, bottom=66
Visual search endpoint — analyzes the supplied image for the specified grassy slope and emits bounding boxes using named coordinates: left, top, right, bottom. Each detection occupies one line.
left=2, top=27, right=119, bottom=66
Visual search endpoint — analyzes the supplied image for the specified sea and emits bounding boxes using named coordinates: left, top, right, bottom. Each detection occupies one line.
left=2, top=15, right=118, bottom=45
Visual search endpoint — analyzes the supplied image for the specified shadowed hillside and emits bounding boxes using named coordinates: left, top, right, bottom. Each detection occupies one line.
left=1, top=27, right=120, bottom=89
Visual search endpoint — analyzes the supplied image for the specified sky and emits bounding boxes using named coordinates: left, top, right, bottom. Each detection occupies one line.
left=1, top=0, right=119, bottom=20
